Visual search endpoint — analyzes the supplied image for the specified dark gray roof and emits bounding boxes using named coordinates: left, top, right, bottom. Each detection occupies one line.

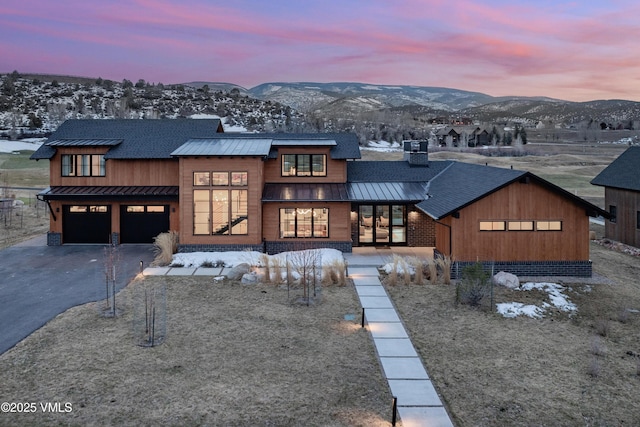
left=262, top=183, right=349, bottom=202
left=171, top=138, right=273, bottom=156
left=591, top=146, right=640, bottom=192
left=31, top=119, right=223, bottom=160
left=347, top=182, right=427, bottom=202
left=347, top=160, right=453, bottom=182
left=416, top=162, right=525, bottom=219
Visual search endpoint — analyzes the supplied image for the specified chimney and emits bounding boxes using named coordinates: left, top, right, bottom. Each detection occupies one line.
left=403, top=140, right=429, bottom=166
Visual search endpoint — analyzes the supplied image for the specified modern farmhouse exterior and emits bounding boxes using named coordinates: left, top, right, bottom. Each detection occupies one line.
left=591, top=146, right=640, bottom=248
left=32, top=119, right=606, bottom=276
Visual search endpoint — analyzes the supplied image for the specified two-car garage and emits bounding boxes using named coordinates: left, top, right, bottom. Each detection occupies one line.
left=61, top=204, right=170, bottom=244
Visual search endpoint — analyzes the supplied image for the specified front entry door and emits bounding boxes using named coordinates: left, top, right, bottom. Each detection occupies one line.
left=358, top=204, right=407, bottom=245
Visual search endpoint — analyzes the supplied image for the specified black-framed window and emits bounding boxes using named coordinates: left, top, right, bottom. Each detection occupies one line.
left=279, top=208, right=329, bottom=238
left=61, top=154, right=105, bottom=177
left=282, top=154, right=326, bottom=177
left=636, top=211, right=640, bottom=230
left=193, top=171, right=248, bottom=235
left=609, top=205, right=617, bottom=223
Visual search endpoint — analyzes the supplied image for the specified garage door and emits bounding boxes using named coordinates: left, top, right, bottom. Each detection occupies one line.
left=120, top=205, right=170, bottom=243
left=63, top=205, right=111, bottom=244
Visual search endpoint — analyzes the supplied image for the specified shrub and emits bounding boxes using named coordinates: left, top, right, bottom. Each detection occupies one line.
left=587, top=357, right=601, bottom=378
left=271, top=257, right=284, bottom=284
left=594, top=318, right=611, bottom=337
left=456, top=262, right=491, bottom=307
left=152, top=231, right=179, bottom=266
left=590, top=337, right=607, bottom=357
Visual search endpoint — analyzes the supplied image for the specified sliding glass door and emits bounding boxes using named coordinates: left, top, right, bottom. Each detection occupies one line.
left=358, top=204, right=406, bottom=245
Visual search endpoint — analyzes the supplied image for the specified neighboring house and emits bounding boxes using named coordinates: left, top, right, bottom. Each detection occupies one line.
left=436, top=126, right=490, bottom=147
left=591, top=146, right=640, bottom=248
left=32, top=119, right=607, bottom=277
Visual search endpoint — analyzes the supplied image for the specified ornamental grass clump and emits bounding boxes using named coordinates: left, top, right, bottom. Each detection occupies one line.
left=152, top=231, right=179, bottom=266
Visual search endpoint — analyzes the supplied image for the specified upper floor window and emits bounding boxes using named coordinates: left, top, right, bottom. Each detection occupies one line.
left=62, top=154, right=105, bottom=177
left=282, top=154, right=326, bottom=177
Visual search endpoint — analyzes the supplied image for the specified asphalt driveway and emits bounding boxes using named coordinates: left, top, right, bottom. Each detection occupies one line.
left=0, top=235, right=155, bottom=355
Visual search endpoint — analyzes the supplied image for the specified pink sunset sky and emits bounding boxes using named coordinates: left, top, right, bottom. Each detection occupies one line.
left=2, top=0, right=639, bottom=102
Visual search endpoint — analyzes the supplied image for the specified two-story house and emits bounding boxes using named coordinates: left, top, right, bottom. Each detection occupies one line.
left=32, top=119, right=607, bottom=277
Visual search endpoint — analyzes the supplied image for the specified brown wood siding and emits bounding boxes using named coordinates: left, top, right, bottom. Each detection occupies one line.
left=178, top=156, right=264, bottom=246
left=262, top=202, right=351, bottom=242
left=434, top=217, right=452, bottom=255
left=49, top=147, right=179, bottom=187
left=449, top=180, right=590, bottom=262
left=263, top=147, right=346, bottom=183
left=604, top=187, right=640, bottom=248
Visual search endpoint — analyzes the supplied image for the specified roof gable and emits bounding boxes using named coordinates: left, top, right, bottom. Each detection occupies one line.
left=591, top=146, right=640, bottom=192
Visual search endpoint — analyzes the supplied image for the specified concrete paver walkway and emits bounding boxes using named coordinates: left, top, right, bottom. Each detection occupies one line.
left=346, top=263, right=454, bottom=427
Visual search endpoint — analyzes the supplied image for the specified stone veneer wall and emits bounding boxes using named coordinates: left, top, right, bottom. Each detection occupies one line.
left=47, top=231, right=62, bottom=246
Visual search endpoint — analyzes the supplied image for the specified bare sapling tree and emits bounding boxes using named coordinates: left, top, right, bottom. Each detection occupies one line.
left=102, top=242, right=120, bottom=317
left=289, top=242, right=322, bottom=305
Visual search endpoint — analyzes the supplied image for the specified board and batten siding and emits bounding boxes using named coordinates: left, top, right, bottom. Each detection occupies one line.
left=443, top=179, right=590, bottom=262
left=605, top=187, right=640, bottom=248
left=178, top=156, right=264, bottom=246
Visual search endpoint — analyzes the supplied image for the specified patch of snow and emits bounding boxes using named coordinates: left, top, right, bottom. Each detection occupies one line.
left=497, top=281, right=577, bottom=318
left=190, top=114, right=221, bottom=119
left=496, top=302, right=545, bottom=318
left=171, top=248, right=344, bottom=269
left=361, top=140, right=402, bottom=153
left=0, top=138, right=45, bottom=153
left=361, top=85, right=381, bottom=90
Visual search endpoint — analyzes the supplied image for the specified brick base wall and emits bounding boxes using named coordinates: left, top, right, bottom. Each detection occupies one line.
left=450, top=260, right=593, bottom=279
left=47, top=232, right=62, bottom=246
left=110, top=232, right=119, bottom=246
left=408, top=210, right=435, bottom=247
left=178, top=243, right=265, bottom=253
left=265, top=240, right=352, bottom=255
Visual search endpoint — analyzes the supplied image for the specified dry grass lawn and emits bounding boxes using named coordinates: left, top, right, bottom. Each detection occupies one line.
left=385, top=230, right=640, bottom=426
left=0, top=278, right=392, bottom=426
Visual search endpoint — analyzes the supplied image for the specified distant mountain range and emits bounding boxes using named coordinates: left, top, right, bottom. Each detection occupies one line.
left=185, top=81, right=640, bottom=127
left=1, top=72, right=639, bottom=144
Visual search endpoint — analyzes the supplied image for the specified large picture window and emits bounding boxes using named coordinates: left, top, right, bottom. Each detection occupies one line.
left=282, top=154, right=326, bottom=177
left=279, top=208, right=329, bottom=238
left=193, top=172, right=248, bottom=235
left=62, top=154, right=105, bottom=177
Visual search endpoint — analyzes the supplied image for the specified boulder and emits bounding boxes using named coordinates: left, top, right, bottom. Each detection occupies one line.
left=493, top=271, right=520, bottom=289
left=226, top=263, right=251, bottom=281
left=241, top=272, right=258, bottom=284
